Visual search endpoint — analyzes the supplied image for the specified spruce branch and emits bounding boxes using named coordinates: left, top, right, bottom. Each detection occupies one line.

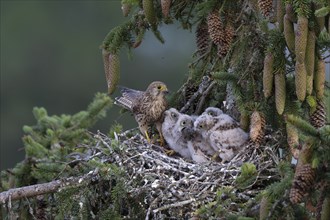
left=286, top=114, right=319, bottom=136
left=211, top=71, right=239, bottom=82
left=0, top=169, right=99, bottom=204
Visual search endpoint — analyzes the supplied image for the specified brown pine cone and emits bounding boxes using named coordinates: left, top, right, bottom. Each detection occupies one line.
left=310, top=100, right=327, bottom=128
left=249, top=111, right=266, bottom=145
left=290, top=163, right=315, bottom=204
left=258, top=0, right=273, bottom=17
left=207, top=11, right=224, bottom=46
left=196, top=22, right=210, bottom=56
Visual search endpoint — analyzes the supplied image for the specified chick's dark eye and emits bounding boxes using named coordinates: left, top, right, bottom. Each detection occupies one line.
left=171, top=113, right=177, bottom=118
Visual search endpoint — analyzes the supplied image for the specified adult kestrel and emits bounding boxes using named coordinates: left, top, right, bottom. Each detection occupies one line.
left=162, top=109, right=192, bottom=159
left=194, top=113, right=248, bottom=162
left=114, top=81, right=169, bottom=143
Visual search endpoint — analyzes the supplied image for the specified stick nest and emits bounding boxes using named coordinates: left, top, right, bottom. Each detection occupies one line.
left=91, top=128, right=282, bottom=219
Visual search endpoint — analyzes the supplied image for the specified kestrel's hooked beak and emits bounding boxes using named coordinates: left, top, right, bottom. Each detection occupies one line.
left=160, top=85, right=169, bottom=94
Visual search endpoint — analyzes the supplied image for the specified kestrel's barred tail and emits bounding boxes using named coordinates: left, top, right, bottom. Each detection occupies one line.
left=114, top=96, right=133, bottom=111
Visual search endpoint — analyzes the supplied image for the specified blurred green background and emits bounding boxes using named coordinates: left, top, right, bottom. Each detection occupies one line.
left=1, top=1, right=329, bottom=171
left=0, top=1, right=195, bottom=170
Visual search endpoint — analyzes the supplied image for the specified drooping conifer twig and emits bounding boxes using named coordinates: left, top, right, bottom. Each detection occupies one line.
left=0, top=169, right=99, bottom=204
left=180, top=75, right=212, bottom=113
left=195, top=80, right=217, bottom=114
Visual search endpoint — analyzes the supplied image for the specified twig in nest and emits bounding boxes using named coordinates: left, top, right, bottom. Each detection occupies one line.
left=153, top=198, right=196, bottom=213
left=195, top=80, right=217, bottom=114
left=180, top=76, right=212, bottom=113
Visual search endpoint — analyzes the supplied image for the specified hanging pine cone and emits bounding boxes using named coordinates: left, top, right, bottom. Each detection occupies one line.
left=143, top=0, right=157, bottom=29
left=217, top=23, right=234, bottom=57
left=283, top=14, right=295, bottom=53
left=207, top=11, right=224, bottom=46
left=315, top=3, right=325, bottom=34
left=259, top=196, right=271, bottom=220
left=161, top=0, right=171, bottom=18
left=240, top=112, right=250, bottom=131
left=305, top=30, right=315, bottom=73
left=295, top=62, right=307, bottom=102
left=286, top=123, right=300, bottom=159
left=285, top=3, right=296, bottom=23
left=320, top=197, right=330, bottom=220
left=314, top=59, right=325, bottom=99
left=275, top=69, right=286, bottom=115
left=36, top=196, right=47, bottom=220
left=258, top=0, right=273, bottom=17
left=295, top=16, right=309, bottom=63
left=121, top=3, right=131, bottom=17
left=196, top=22, right=210, bottom=56
left=276, top=0, right=284, bottom=31
left=290, top=163, right=315, bottom=204
left=310, top=100, right=327, bottom=128
left=305, top=30, right=315, bottom=96
left=102, top=49, right=120, bottom=94
left=249, top=111, right=266, bottom=145
left=263, top=53, right=274, bottom=98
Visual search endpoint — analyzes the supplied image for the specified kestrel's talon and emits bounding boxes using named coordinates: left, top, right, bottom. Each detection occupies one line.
left=165, top=149, right=176, bottom=156
left=158, top=134, right=165, bottom=146
left=211, top=153, right=220, bottom=161
left=145, top=131, right=151, bottom=144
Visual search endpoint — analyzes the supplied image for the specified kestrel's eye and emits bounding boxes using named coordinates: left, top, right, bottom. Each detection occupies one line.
left=157, top=85, right=162, bottom=90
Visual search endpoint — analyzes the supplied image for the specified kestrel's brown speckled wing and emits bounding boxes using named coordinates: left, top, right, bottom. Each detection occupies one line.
left=114, top=86, right=144, bottom=111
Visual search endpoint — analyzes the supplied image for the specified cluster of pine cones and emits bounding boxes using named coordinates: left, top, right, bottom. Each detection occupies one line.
left=196, top=11, right=235, bottom=58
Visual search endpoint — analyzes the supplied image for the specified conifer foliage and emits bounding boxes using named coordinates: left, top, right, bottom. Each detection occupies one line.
left=1, top=0, right=330, bottom=219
